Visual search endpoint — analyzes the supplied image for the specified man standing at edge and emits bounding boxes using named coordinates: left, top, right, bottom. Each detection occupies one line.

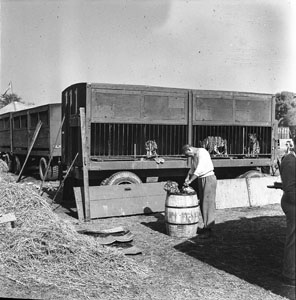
left=279, top=136, right=296, bottom=286
left=182, top=144, right=217, bottom=238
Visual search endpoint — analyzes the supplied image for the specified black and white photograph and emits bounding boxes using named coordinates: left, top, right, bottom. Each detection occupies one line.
left=0, top=1, right=295, bottom=299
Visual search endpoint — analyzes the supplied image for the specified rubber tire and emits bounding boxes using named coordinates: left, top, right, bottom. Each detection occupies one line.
left=106, top=171, right=142, bottom=185
left=3, top=154, right=12, bottom=172
left=13, top=156, right=21, bottom=175
left=39, top=157, right=59, bottom=181
left=237, top=170, right=266, bottom=179
left=100, top=177, right=110, bottom=185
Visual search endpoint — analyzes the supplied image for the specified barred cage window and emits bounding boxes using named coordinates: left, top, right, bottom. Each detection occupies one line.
left=91, top=123, right=188, bottom=157
left=193, top=125, right=271, bottom=156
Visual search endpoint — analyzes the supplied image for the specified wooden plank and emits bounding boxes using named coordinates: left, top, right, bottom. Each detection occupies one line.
left=90, top=87, right=188, bottom=124
left=188, top=90, right=193, bottom=145
left=235, top=100, right=272, bottom=123
left=90, top=83, right=188, bottom=94
left=88, top=159, right=188, bottom=171
left=10, top=114, right=13, bottom=153
left=193, top=97, right=234, bottom=123
left=0, top=213, right=16, bottom=229
left=0, top=213, right=16, bottom=224
left=74, top=187, right=85, bottom=222
left=74, top=182, right=167, bottom=219
left=79, top=107, right=91, bottom=221
left=248, top=177, right=282, bottom=206
left=216, top=179, right=249, bottom=209
left=75, top=225, right=127, bottom=235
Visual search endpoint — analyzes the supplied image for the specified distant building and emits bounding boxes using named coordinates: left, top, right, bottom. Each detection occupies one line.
left=0, top=102, right=34, bottom=114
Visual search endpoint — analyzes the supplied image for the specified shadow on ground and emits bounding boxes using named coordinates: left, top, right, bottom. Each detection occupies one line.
left=172, top=215, right=294, bottom=300
left=41, top=182, right=79, bottom=219
left=141, top=212, right=167, bottom=234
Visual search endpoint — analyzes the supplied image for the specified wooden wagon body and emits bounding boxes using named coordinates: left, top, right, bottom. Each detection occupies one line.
left=62, top=83, right=278, bottom=182
left=0, top=103, right=62, bottom=180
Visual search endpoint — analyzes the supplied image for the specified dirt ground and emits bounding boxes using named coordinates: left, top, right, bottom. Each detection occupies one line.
left=1, top=174, right=295, bottom=300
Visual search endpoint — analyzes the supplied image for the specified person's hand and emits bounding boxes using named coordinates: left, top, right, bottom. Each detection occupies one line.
left=184, top=179, right=190, bottom=186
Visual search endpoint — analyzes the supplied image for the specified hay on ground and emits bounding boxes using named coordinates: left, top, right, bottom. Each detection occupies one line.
left=0, top=166, right=150, bottom=299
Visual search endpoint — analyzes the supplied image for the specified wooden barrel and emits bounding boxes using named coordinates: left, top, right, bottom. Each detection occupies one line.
left=165, top=193, right=199, bottom=238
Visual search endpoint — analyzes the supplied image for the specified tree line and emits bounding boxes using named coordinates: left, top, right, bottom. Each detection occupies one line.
left=0, top=93, right=23, bottom=108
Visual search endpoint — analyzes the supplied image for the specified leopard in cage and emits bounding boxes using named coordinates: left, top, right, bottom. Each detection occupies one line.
left=200, top=136, right=228, bottom=157
left=245, top=133, right=260, bottom=157
left=145, top=140, right=164, bottom=164
left=145, top=140, right=158, bottom=158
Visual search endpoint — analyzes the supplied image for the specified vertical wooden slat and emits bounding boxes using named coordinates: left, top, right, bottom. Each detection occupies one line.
left=108, top=124, right=112, bottom=157
left=79, top=107, right=90, bottom=222
left=94, top=123, right=97, bottom=155
left=188, top=91, right=193, bottom=146
left=260, top=127, right=263, bottom=153
left=228, top=126, right=231, bottom=154
left=9, top=113, right=13, bottom=153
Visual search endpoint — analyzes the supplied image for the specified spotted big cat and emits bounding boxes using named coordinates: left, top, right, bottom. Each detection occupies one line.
left=246, top=133, right=260, bottom=157
left=200, top=136, right=228, bottom=156
left=145, top=140, right=158, bottom=158
left=145, top=140, right=164, bottom=164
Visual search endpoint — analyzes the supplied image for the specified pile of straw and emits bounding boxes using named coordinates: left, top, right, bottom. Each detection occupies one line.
left=0, top=158, right=8, bottom=174
left=0, top=163, right=149, bottom=299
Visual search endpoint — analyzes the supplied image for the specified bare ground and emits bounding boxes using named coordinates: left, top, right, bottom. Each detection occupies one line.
left=0, top=173, right=295, bottom=300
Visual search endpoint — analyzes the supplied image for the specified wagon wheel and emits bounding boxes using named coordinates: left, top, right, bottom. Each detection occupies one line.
left=13, top=155, right=22, bottom=175
left=104, top=171, right=142, bottom=185
left=3, top=154, right=13, bottom=172
left=100, top=177, right=110, bottom=185
left=39, top=157, right=59, bottom=181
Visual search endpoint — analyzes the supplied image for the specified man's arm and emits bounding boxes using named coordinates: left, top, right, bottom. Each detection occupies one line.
left=184, top=174, right=198, bottom=186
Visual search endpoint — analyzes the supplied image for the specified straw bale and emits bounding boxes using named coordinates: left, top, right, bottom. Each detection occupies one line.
left=0, top=168, right=150, bottom=299
left=0, top=159, right=8, bottom=174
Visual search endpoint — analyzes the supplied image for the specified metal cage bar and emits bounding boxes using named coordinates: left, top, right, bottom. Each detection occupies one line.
left=193, top=125, right=271, bottom=156
left=91, top=123, right=271, bottom=158
left=91, top=123, right=188, bottom=157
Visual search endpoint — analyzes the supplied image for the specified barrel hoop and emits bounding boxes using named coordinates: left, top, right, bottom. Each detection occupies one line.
left=165, top=205, right=199, bottom=209
left=167, top=193, right=196, bottom=196
left=166, top=221, right=199, bottom=225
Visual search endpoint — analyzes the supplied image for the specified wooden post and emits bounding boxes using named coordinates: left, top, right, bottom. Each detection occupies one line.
left=188, top=90, right=193, bottom=146
left=79, top=107, right=91, bottom=221
left=9, top=114, right=13, bottom=153
left=187, top=90, right=193, bottom=167
left=16, top=120, right=42, bottom=183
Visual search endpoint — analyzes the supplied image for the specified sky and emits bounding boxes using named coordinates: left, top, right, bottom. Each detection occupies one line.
left=1, top=0, right=296, bottom=105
